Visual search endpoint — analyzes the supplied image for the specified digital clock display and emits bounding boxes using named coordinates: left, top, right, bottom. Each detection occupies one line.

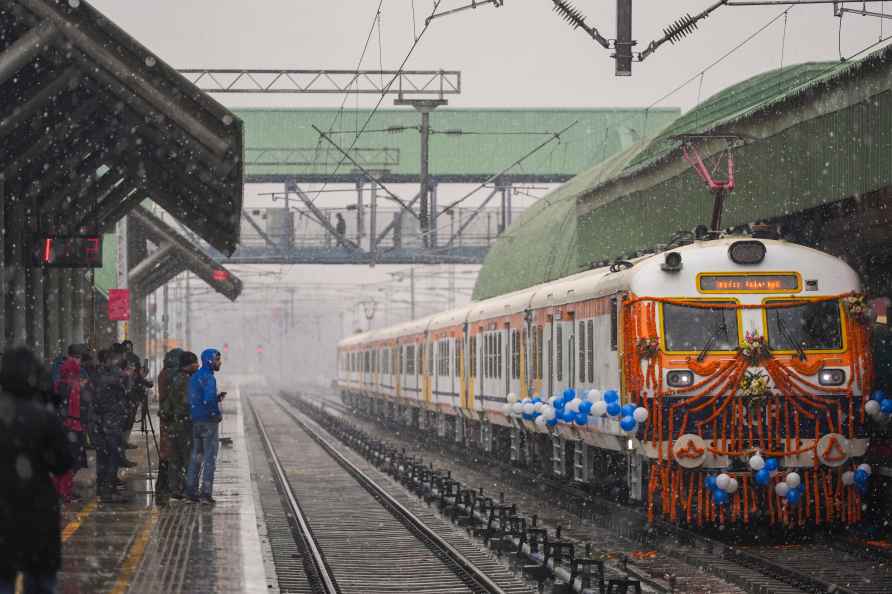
left=699, top=273, right=799, bottom=293
left=32, top=236, right=103, bottom=268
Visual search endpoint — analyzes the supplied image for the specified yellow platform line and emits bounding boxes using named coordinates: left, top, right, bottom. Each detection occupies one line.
left=109, top=508, right=160, bottom=594
left=62, top=497, right=98, bottom=543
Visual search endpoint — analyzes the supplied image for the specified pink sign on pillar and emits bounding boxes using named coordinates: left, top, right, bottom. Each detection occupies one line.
left=108, top=289, right=131, bottom=321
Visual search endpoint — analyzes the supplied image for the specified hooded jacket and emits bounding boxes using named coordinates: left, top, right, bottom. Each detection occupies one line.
left=157, top=348, right=183, bottom=421
left=189, top=349, right=221, bottom=423
left=57, top=357, right=83, bottom=433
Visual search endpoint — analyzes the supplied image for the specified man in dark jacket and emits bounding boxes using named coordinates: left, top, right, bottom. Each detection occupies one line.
left=90, top=350, right=130, bottom=503
left=185, top=349, right=225, bottom=504
left=165, top=351, right=198, bottom=500
left=0, top=347, right=74, bottom=594
left=154, top=348, right=182, bottom=506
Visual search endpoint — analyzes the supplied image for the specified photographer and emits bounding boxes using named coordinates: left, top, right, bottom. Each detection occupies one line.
left=185, top=349, right=225, bottom=505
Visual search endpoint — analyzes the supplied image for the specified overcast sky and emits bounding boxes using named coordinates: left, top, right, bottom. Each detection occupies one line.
left=90, top=0, right=888, bottom=111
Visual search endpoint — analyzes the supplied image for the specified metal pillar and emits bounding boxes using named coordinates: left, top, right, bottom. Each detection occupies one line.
left=420, top=109, right=430, bottom=246
left=45, top=269, right=61, bottom=356
left=185, top=272, right=192, bottom=351
left=410, top=267, right=416, bottom=320
left=162, top=282, right=169, bottom=353
left=59, top=269, right=72, bottom=350
left=429, top=183, right=438, bottom=248
left=30, top=267, right=45, bottom=358
left=71, top=270, right=84, bottom=344
left=505, top=184, right=513, bottom=226
left=355, top=182, right=364, bottom=246
left=369, top=181, right=377, bottom=264
left=0, top=20, right=57, bottom=88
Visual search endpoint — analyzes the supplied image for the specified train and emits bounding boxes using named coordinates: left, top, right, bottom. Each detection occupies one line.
left=336, top=235, right=882, bottom=527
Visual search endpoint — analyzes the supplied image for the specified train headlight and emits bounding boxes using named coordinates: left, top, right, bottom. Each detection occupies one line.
left=661, top=251, right=683, bottom=272
left=818, top=368, right=846, bottom=386
left=667, top=370, right=694, bottom=388
left=728, top=240, right=766, bottom=265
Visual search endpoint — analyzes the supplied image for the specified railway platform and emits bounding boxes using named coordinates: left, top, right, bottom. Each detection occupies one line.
left=56, top=384, right=275, bottom=594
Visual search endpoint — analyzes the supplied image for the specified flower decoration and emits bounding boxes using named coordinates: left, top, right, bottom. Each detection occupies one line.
left=740, top=330, right=768, bottom=365
left=637, top=337, right=660, bottom=360
left=740, top=370, right=772, bottom=400
left=843, top=294, right=874, bottom=325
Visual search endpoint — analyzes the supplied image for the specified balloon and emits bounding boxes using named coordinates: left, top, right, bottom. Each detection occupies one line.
left=567, top=398, right=582, bottom=413
left=546, top=418, right=558, bottom=428
left=755, top=468, right=771, bottom=486
left=619, top=415, right=637, bottom=432
left=522, top=402, right=535, bottom=416
left=603, top=389, right=619, bottom=403
left=579, top=400, right=593, bottom=414
left=531, top=396, right=542, bottom=403
left=866, top=400, right=882, bottom=416
left=554, top=398, right=566, bottom=410
left=512, top=402, right=524, bottom=415
left=854, top=469, right=869, bottom=484
left=872, top=389, right=887, bottom=401
left=633, top=407, right=649, bottom=423
left=881, top=399, right=892, bottom=415
left=857, top=463, right=872, bottom=476
left=749, top=454, right=765, bottom=471
left=542, top=406, right=556, bottom=421
left=507, top=393, right=518, bottom=404
left=713, top=489, right=728, bottom=505
left=841, top=470, right=855, bottom=486
left=563, top=409, right=577, bottom=423
left=592, top=401, right=608, bottom=416
left=705, top=475, right=717, bottom=491
left=502, top=403, right=512, bottom=416
left=726, top=477, right=739, bottom=494
left=534, top=415, right=547, bottom=427
left=606, top=402, right=622, bottom=416
left=786, top=488, right=802, bottom=505
left=548, top=396, right=559, bottom=406
left=575, top=412, right=589, bottom=426
left=621, top=403, right=637, bottom=417
left=765, top=458, right=779, bottom=472
left=563, top=388, right=576, bottom=401
left=522, top=412, right=533, bottom=421
left=586, top=389, right=602, bottom=402
left=716, top=473, right=730, bottom=491
left=775, top=482, right=790, bottom=497
left=856, top=482, right=868, bottom=495
left=785, top=472, right=801, bottom=489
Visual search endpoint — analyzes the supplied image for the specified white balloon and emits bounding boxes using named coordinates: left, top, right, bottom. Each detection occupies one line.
left=502, top=403, right=513, bottom=416
left=725, top=477, right=739, bottom=494
left=842, top=470, right=855, bottom=485
left=512, top=402, right=524, bottom=415
left=586, top=389, right=602, bottom=402
left=548, top=396, right=559, bottom=406
left=785, top=472, right=801, bottom=489
left=775, top=482, right=790, bottom=497
left=522, top=402, right=535, bottom=415
left=749, top=454, right=765, bottom=471
left=534, top=415, right=547, bottom=427
left=633, top=407, right=649, bottom=423
left=542, top=406, right=556, bottom=421
left=857, top=463, right=872, bottom=476
left=592, top=401, right=608, bottom=416
left=716, top=473, right=730, bottom=491
left=507, top=393, right=518, bottom=404
left=866, top=400, right=881, bottom=416
left=567, top=398, right=582, bottom=413
left=534, top=402, right=545, bottom=413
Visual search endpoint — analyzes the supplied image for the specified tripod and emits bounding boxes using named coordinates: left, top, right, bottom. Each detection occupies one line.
left=138, top=389, right=160, bottom=490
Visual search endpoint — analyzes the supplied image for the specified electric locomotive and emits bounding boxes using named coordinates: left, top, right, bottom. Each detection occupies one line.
left=336, top=235, right=877, bottom=527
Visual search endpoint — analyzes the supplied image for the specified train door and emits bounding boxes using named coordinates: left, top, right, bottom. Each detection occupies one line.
left=566, top=312, right=576, bottom=390
left=504, top=322, right=511, bottom=397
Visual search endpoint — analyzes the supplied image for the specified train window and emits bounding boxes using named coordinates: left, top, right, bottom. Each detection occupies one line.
left=556, top=324, right=563, bottom=382
left=578, top=322, right=586, bottom=383
left=454, top=338, right=461, bottom=377
left=587, top=320, right=594, bottom=383
left=536, top=326, right=544, bottom=380
left=442, top=340, right=450, bottom=376
left=610, top=297, right=618, bottom=351
left=663, top=301, right=740, bottom=352
left=428, top=343, right=434, bottom=375
left=497, top=332, right=503, bottom=379
left=511, top=331, right=519, bottom=379
left=469, top=336, right=477, bottom=377
left=418, top=345, right=423, bottom=375
left=765, top=300, right=842, bottom=351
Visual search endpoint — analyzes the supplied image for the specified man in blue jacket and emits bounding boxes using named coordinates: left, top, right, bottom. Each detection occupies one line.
left=185, top=349, right=226, bottom=504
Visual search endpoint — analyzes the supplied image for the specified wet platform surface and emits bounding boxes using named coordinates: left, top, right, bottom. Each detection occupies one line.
left=58, top=385, right=275, bottom=594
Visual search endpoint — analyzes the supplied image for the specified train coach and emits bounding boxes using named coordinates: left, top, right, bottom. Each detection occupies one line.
left=336, top=235, right=884, bottom=527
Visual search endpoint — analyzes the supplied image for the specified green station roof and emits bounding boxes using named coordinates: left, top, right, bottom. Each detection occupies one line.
left=233, top=107, right=679, bottom=183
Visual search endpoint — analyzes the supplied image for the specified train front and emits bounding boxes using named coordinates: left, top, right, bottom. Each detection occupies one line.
left=625, top=237, right=875, bottom=526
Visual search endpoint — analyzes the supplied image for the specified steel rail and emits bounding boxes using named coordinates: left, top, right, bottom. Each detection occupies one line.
left=269, top=396, right=508, bottom=594
left=250, top=402, right=339, bottom=594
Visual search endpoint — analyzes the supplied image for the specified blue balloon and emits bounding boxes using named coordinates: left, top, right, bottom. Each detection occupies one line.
left=881, top=399, right=892, bottom=415
left=522, top=413, right=533, bottom=421
left=575, top=412, right=589, bottom=426
left=705, top=475, right=717, bottom=491
left=713, top=489, right=729, bottom=505
left=854, top=468, right=869, bottom=484
left=546, top=418, right=558, bottom=428
left=619, top=415, right=637, bottom=432
left=755, top=468, right=771, bottom=486
left=621, top=403, right=637, bottom=417
left=606, top=401, right=622, bottom=416
left=563, top=409, right=577, bottom=423
left=872, top=389, right=887, bottom=401
left=563, top=388, right=576, bottom=401
left=579, top=400, right=593, bottom=414
left=603, top=389, right=619, bottom=403
left=786, top=489, right=801, bottom=505
left=554, top=398, right=565, bottom=409
left=856, top=482, right=868, bottom=495
left=531, top=396, right=542, bottom=404
left=764, top=458, right=779, bottom=472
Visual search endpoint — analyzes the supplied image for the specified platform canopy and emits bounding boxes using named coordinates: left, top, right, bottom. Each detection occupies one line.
left=1, top=0, right=244, bottom=255
left=235, top=107, right=678, bottom=184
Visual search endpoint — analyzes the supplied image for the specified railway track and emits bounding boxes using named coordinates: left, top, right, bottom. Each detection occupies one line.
left=249, top=394, right=535, bottom=594
left=292, top=389, right=892, bottom=594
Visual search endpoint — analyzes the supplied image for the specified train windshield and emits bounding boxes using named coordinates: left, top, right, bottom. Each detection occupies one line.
left=662, top=302, right=739, bottom=352
left=765, top=300, right=842, bottom=351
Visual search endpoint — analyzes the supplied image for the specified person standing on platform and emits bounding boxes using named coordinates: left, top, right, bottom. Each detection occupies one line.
left=167, top=351, right=198, bottom=500
left=91, top=350, right=130, bottom=503
left=185, top=349, right=225, bottom=505
left=154, top=348, right=182, bottom=506
left=52, top=356, right=87, bottom=503
left=0, top=347, right=74, bottom=594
